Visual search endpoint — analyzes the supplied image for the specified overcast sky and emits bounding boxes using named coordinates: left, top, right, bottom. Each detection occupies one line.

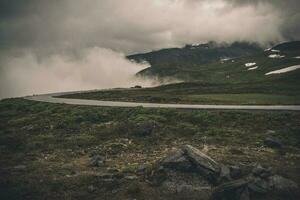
left=0, top=0, right=299, bottom=98
left=1, top=0, right=299, bottom=54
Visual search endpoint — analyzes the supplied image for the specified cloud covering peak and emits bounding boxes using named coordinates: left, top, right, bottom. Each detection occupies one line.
left=0, top=48, right=156, bottom=98
left=1, top=0, right=299, bottom=54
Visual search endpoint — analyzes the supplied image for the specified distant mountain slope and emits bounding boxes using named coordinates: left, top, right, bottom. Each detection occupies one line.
left=128, top=41, right=262, bottom=66
left=272, top=41, right=300, bottom=51
left=128, top=41, right=300, bottom=85
left=128, top=41, right=263, bottom=78
left=62, top=41, right=300, bottom=105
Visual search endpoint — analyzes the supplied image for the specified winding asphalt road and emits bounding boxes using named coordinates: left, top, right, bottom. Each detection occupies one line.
left=24, top=90, right=300, bottom=111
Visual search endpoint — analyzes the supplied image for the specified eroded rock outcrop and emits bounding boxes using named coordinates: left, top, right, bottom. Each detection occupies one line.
left=182, top=145, right=221, bottom=183
left=161, top=148, right=192, bottom=171
left=150, top=145, right=299, bottom=200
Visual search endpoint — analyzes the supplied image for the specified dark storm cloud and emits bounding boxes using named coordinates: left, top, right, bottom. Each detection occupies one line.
left=1, top=0, right=298, bottom=54
left=228, top=0, right=300, bottom=41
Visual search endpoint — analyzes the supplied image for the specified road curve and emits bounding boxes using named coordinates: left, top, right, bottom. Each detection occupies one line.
left=24, top=90, right=300, bottom=111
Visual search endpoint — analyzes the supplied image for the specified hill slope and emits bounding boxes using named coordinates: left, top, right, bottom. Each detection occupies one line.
left=128, top=41, right=263, bottom=80
left=128, top=41, right=300, bottom=84
left=62, top=41, right=300, bottom=105
left=128, top=41, right=262, bottom=65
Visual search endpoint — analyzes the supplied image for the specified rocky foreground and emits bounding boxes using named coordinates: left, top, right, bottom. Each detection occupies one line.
left=88, top=144, right=299, bottom=200
left=1, top=100, right=300, bottom=200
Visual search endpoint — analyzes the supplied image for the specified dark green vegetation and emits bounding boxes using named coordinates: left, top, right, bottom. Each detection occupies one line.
left=129, top=41, right=300, bottom=82
left=65, top=41, right=300, bottom=105
left=128, top=41, right=262, bottom=76
left=62, top=81, right=300, bottom=105
left=1, top=98, right=300, bottom=199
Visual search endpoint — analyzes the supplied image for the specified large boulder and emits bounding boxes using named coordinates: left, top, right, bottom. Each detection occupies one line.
left=248, top=164, right=272, bottom=194
left=229, top=165, right=242, bottom=179
left=90, top=155, right=105, bottom=167
left=252, top=164, right=272, bottom=179
left=182, top=145, right=221, bottom=183
left=211, top=179, right=250, bottom=200
left=248, top=165, right=298, bottom=197
left=218, top=165, right=232, bottom=184
left=156, top=146, right=299, bottom=199
left=161, top=148, right=193, bottom=171
left=269, top=175, right=298, bottom=193
left=248, top=177, right=270, bottom=194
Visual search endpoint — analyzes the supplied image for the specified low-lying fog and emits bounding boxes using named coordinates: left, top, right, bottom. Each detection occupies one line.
left=0, top=48, right=161, bottom=99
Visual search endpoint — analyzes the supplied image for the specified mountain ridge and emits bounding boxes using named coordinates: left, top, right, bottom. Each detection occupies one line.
left=127, top=41, right=300, bottom=84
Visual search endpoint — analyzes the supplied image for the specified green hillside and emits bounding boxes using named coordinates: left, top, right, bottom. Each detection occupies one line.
left=63, top=41, right=300, bottom=105
left=129, top=41, right=300, bottom=84
left=128, top=41, right=262, bottom=67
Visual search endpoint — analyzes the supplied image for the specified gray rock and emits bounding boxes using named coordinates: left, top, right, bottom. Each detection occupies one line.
left=182, top=145, right=220, bottom=183
left=264, top=137, right=282, bottom=148
left=248, top=173, right=298, bottom=197
left=218, top=165, right=232, bottom=184
left=229, top=166, right=242, bottom=179
left=252, top=164, right=272, bottom=179
left=90, top=155, right=105, bottom=167
left=148, top=166, right=167, bottom=186
left=248, top=177, right=270, bottom=194
left=88, top=185, right=96, bottom=193
left=161, top=148, right=192, bottom=171
left=269, top=175, right=298, bottom=193
left=211, top=179, right=249, bottom=200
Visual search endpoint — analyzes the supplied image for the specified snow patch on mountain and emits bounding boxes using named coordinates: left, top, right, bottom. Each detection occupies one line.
left=268, top=54, right=285, bottom=58
left=245, top=63, right=256, bottom=67
left=265, top=65, right=300, bottom=75
left=248, top=66, right=258, bottom=70
left=271, top=49, right=280, bottom=53
left=264, top=48, right=271, bottom=52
